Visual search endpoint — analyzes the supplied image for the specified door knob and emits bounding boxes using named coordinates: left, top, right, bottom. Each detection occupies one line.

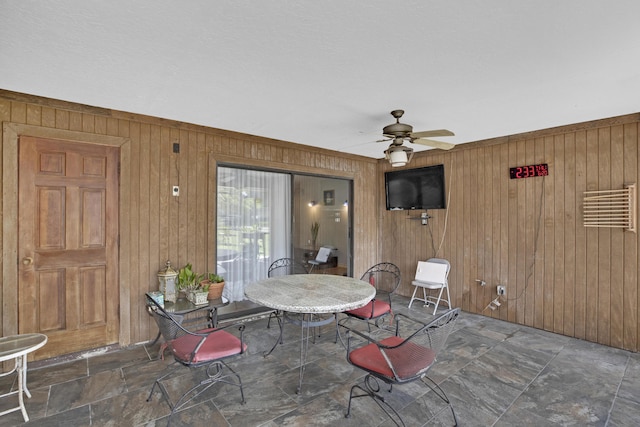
left=22, top=257, right=33, bottom=265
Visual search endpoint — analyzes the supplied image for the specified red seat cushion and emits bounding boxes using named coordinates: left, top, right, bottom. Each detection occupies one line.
left=346, top=300, right=391, bottom=320
left=171, top=328, right=246, bottom=364
left=348, top=336, right=436, bottom=381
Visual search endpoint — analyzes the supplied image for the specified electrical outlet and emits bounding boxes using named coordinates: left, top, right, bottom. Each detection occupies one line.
left=172, top=186, right=179, bottom=197
left=421, top=212, right=429, bottom=225
left=497, top=285, right=506, bottom=296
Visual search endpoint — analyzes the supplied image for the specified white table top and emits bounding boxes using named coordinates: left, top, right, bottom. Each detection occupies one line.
left=0, top=333, right=47, bottom=362
left=244, top=274, right=375, bottom=313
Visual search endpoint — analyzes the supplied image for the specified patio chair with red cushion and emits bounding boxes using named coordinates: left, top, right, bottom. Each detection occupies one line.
left=344, top=308, right=460, bottom=426
left=336, top=262, right=401, bottom=343
left=145, top=293, right=247, bottom=425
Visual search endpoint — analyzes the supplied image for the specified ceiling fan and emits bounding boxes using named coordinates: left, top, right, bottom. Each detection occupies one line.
left=379, top=110, right=455, bottom=167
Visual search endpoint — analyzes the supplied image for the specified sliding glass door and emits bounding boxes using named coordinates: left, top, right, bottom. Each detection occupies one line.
left=217, top=167, right=291, bottom=301
left=216, top=165, right=352, bottom=303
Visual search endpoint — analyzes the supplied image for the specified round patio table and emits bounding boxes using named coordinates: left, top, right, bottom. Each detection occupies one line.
left=245, top=274, right=375, bottom=393
left=0, top=333, right=47, bottom=422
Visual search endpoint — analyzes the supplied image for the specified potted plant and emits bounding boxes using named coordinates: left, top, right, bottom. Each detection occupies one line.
left=177, top=263, right=204, bottom=303
left=310, top=221, right=319, bottom=250
left=193, top=281, right=210, bottom=305
left=201, top=273, right=225, bottom=300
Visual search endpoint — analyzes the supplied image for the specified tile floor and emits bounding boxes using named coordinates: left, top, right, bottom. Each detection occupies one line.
left=0, top=295, right=638, bottom=426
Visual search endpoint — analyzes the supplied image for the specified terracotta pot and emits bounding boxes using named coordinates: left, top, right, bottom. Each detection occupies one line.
left=207, top=281, right=225, bottom=300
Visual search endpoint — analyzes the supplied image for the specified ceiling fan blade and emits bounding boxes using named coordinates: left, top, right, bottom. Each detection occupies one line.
left=411, top=129, right=455, bottom=138
left=413, top=138, right=455, bottom=150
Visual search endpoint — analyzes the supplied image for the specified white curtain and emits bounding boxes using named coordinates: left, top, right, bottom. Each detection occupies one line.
left=217, top=167, right=291, bottom=302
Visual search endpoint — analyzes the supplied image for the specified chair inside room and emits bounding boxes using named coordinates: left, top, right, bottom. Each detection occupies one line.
left=337, top=262, right=401, bottom=341
left=145, top=294, right=247, bottom=425
left=409, top=258, right=452, bottom=315
left=344, top=308, right=460, bottom=426
left=307, top=246, right=332, bottom=272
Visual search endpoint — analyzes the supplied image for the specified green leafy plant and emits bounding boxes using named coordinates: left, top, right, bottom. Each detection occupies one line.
left=310, top=222, right=319, bottom=242
left=198, top=273, right=224, bottom=292
left=200, top=272, right=226, bottom=299
left=177, top=263, right=204, bottom=292
left=206, top=273, right=225, bottom=283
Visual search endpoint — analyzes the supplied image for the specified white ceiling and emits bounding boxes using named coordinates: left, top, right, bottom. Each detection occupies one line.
left=2, top=1, right=639, bottom=159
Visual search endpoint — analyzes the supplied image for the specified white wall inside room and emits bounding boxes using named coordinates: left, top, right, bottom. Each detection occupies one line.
left=294, top=175, right=350, bottom=266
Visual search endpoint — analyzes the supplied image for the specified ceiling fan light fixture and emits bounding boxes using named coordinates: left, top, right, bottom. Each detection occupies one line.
left=378, top=109, right=456, bottom=155
left=388, top=149, right=407, bottom=166
left=384, top=144, right=414, bottom=167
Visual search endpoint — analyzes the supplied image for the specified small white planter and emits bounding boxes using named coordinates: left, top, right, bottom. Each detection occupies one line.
left=193, top=291, right=209, bottom=305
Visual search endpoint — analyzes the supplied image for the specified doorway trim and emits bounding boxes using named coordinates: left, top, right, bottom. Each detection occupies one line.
left=2, top=123, right=132, bottom=345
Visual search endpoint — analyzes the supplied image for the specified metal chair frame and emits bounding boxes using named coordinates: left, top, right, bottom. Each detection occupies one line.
left=337, top=262, right=401, bottom=342
left=344, top=309, right=460, bottom=426
left=266, top=258, right=309, bottom=330
left=267, top=257, right=309, bottom=276
left=145, top=294, right=246, bottom=425
left=263, top=258, right=330, bottom=353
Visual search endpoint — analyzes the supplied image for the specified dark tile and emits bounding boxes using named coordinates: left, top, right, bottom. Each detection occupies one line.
left=441, top=327, right=499, bottom=361
left=503, top=326, right=570, bottom=355
left=90, top=387, right=170, bottom=426
left=444, top=364, right=523, bottom=417
left=272, top=394, right=356, bottom=426
left=469, top=340, right=554, bottom=388
left=10, top=405, right=91, bottom=427
left=265, top=360, right=346, bottom=404
left=556, top=338, right=630, bottom=368
left=160, top=399, right=228, bottom=427
left=443, top=390, right=502, bottom=426
left=515, top=382, right=613, bottom=425
left=212, top=375, right=298, bottom=426
left=229, top=351, right=291, bottom=384
left=47, top=369, right=127, bottom=415
left=494, top=403, right=560, bottom=426
left=398, top=385, right=459, bottom=427
left=6, top=300, right=633, bottom=426
left=459, top=314, right=523, bottom=342
left=122, top=356, right=174, bottom=392
left=608, top=396, right=640, bottom=426
left=535, top=356, right=624, bottom=394
left=87, top=345, right=153, bottom=375
left=426, top=328, right=495, bottom=383
left=146, top=365, right=227, bottom=412
left=617, top=353, right=640, bottom=404
left=25, top=359, right=87, bottom=391
left=0, top=385, right=50, bottom=423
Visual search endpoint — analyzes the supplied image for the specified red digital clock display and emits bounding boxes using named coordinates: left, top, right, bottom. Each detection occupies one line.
left=509, top=163, right=549, bottom=179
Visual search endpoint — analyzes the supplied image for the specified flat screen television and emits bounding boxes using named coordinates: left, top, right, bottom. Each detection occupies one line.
left=385, top=164, right=446, bottom=210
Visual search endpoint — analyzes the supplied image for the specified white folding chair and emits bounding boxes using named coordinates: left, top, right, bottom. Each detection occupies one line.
left=307, top=246, right=332, bottom=272
left=409, top=258, right=452, bottom=314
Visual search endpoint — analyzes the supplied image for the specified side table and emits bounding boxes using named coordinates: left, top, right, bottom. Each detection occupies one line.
left=0, top=333, right=47, bottom=422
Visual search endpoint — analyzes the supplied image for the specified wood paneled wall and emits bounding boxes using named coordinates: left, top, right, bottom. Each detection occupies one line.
left=0, top=90, right=379, bottom=346
left=379, top=114, right=640, bottom=351
left=2, top=90, right=638, bottom=353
